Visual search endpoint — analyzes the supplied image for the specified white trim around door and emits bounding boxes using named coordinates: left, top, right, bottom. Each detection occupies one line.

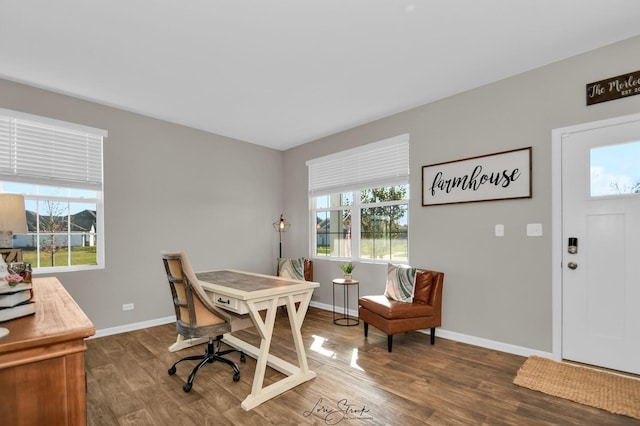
left=551, top=111, right=640, bottom=363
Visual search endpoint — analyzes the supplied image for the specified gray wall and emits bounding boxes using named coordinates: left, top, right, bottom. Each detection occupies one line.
left=0, top=79, right=285, bottom=330
left=283, top=35, right=640, bottom=352
left=2, top=35, right=639, bottom=352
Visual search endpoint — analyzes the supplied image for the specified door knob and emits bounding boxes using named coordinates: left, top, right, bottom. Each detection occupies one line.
left=568, top=262, right=578, bottom=270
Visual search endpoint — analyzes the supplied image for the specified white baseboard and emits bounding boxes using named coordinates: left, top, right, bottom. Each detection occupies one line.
left=94, top=304, right=552, bottom=360
left=429, top=328, right=552, bottom=359
left=309, top=300, right=334, bottom=313
left=92, top=315, right=175, bottom=339
left=309, top=300, right=552, bottom=359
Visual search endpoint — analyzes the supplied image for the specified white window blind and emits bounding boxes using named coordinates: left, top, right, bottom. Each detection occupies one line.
left=0, top=109, right=107, bottom=190
left=306, top=134, right=409, bottom=195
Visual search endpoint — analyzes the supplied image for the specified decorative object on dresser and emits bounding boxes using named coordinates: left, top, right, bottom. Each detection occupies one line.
left=0, top=194, right=27, bottom=249
left=7, top=261, right=31, bottom=283
left=0, top=193, right=29, bottom=337
left=0, top=283, right=35, bottom=323
left=358, top=265, right=444, bottom=352
left=0, top=248, right=23, bottom=263
left=0, top=257, right=34, bottom=335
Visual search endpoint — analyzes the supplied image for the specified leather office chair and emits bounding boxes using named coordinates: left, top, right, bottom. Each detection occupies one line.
left=161, top=251, right=253, bottom=392
left=277, top=257, right=313, bottom=281
left=359, top=268, right=444, bottom=352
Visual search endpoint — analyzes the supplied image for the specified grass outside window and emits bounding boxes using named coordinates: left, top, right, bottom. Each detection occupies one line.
left=22, top=247, right=97, bottom=268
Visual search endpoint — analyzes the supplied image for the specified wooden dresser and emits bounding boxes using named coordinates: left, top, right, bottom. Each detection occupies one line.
left=0, top=277, right=95, bottom=425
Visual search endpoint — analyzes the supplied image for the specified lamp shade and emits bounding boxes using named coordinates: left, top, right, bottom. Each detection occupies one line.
left=0, top=194, right=27, bottom=233
left=272, top=214, right=290, bottom=233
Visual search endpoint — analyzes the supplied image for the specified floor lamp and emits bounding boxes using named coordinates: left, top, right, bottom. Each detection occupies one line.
left=273, top=214, right=290, bottom=258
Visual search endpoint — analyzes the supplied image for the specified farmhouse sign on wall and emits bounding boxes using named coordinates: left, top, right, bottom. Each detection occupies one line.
left=586, top=70, right=640, bottom=105
left=422, top=147, right=532, bottom=206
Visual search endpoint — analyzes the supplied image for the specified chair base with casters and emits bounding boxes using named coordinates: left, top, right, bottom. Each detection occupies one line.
left=168, top=336, right=247, bottom=392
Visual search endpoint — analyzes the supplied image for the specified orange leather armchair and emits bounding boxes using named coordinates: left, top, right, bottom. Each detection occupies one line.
left=358, top=269, right=444, bottom=352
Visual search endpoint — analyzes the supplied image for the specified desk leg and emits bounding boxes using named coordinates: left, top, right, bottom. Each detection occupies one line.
left=168, top=335, right=208, bottom=352
left=285, top=291, right=312, bottom=375
left=222, top=290, right=316, bottom=411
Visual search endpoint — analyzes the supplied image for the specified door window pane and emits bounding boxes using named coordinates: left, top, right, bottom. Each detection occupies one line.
left=590, top=141, right=640, bottom=197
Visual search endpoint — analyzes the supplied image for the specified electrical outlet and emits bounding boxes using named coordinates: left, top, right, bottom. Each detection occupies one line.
left=122, top=303, right=134, bottom=311
left=527, top=223, right=543, bottom=237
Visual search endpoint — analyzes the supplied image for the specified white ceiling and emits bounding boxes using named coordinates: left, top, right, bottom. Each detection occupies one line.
left=2, top=1, right=640, bottom=151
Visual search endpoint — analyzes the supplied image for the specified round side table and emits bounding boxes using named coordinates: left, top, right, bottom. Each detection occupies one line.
left=332, top=278, right=360, bottom=326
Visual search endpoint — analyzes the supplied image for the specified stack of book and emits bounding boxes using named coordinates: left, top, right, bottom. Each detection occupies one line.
left=0, top=282, right=35, bottom=322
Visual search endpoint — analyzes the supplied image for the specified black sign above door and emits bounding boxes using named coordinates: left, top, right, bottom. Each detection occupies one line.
left=586, top=70, right=640, bottom=106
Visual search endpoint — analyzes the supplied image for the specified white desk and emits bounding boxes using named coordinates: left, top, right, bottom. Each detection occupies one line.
left=170, top=269, right=319, bottom=411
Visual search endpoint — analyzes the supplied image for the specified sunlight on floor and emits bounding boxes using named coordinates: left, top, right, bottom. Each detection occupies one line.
left=310, top=335, right=336, bottom=359
left=350, top=348, right=364, bottom=372
left=310, top=335, right=365, bottom=371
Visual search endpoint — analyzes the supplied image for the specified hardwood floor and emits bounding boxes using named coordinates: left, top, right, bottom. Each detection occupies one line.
left=85, top=307, right=636, bottom=425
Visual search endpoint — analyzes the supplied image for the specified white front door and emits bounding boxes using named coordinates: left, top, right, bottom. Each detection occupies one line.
left=560, top=116, right=640, bottom=375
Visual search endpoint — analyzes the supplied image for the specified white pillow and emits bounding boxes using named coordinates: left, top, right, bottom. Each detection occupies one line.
left=384, top=263, right=417, bottom=303
left=278, top=258, right=305, bottom=280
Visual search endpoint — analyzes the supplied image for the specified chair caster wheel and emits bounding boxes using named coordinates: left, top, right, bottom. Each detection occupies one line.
left=168, top=366, right=176, bottom=375
left=183, top=383, right=192, bottom=392
left=240, top=353, right=246, bottom=363
left=233, top=373, right=240, bottom=382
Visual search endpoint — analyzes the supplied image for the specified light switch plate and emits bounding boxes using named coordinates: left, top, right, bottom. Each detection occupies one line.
left=495, top=224, right=504, bottom=237
left=527, top=223, right=543, bottom=236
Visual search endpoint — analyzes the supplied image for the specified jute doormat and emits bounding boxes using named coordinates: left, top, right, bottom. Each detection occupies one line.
left=513, top=356, right=640, bottom=420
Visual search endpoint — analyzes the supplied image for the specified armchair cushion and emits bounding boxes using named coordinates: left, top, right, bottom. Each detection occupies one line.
left=384, top=263, right=417, bottom=303
left=359, top=295, right=436, bottom=319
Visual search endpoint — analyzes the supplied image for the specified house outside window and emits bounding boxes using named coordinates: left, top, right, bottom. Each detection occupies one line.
left=0, top=109, right=106, bottom=273
left=307, top=134, right=409, bottom=263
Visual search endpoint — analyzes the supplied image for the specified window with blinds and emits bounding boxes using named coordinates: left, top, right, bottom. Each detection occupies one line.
left=307, top=134, right=410, bottom=263
left=307, top=134, right=409, bottom=195
left=0, top=109, right=107, bottom=272
left=0, top=109, right=105, bottom=189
